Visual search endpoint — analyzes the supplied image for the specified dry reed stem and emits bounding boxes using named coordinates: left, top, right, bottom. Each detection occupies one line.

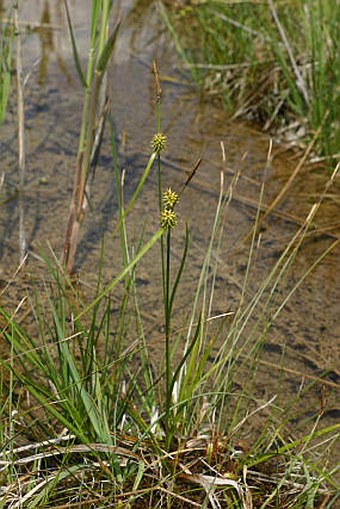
left=252, top=358, right=339, bottom=390
left=0, top=443, right=144, bottom=469
left=0, top=253, right=28, bottom=297
left=63, top=73, right=108, bottom=274
left=13, top=1, right=26, bottom=262
left=268, top=0, right=309, bottom=106
left=84, top=93, right=109, bottom=206
left=63, top=152, right=83, bottom=272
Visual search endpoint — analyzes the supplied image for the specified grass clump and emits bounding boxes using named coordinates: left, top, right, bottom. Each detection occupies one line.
left=0, top=2, right=339, bottom=508
left=161, top=0, right=340, bottom=160
left=1, top=138, right=339, bottom=507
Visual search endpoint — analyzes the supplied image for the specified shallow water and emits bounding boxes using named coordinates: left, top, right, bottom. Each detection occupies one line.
left=0, top=0, right=339, bottom=436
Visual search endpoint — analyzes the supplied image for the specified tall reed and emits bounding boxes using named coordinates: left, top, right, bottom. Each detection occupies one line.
left=63, top=0, right=120, bottom=274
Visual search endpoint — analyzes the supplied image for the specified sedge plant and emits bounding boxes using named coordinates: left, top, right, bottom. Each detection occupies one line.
left=1, top=127, right=339, bottom=508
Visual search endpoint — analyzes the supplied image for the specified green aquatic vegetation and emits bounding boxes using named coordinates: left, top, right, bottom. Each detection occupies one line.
left=161, top=0, right=340, bottom=160
left=0, top=148, right=338, bottom=507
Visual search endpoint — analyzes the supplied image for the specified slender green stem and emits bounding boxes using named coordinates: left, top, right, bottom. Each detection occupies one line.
left=158, top=162, right=166, bottom=319
left=98, top=0, right=111, bottom=56
left=164, top=229, right=171, bottom=443
left=152, top=71, right=173, bottom=441
left=78, top=0, right=109, bottom=154
left=156, top=99, right=161, bottom=134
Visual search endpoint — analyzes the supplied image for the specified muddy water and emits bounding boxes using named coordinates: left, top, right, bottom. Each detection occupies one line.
left=0, top=0, right=339, bottom=439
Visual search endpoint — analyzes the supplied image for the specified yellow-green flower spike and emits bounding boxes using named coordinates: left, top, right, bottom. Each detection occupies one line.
left=163, top=188, right=178, bottom=210
left=151, top=132, right=167, bottom=153
left=160, top=208, right=177, bottom=230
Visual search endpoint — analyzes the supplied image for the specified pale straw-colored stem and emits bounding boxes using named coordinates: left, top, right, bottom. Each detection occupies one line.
left=14, top=1, right=26, bottom=262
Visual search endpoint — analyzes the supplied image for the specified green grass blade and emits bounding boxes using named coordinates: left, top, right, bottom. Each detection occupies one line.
left=96, top=20, right=121, bottom=73
left=63, top=0, right=86, bottom=87
left=77, top=228, right=163, bottom=320
left=169, top=222, right=189, bottom=317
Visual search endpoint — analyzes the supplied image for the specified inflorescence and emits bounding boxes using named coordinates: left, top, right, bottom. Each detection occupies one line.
left=160, top=187, right=179, bottom=230
left=151, top=132, right=167, bottom=153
